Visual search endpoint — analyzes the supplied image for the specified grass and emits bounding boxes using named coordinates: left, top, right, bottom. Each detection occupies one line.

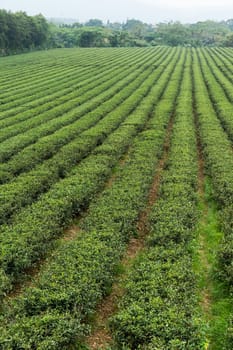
left=193, top=178, right=232, bottom=350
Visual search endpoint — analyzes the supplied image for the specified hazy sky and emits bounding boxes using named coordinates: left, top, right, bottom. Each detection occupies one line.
left=1, top=0, right=233, bottom=23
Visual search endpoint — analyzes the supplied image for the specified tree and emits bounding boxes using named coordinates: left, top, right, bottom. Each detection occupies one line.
left=79, top=29, right=104, bottom=47
left=85, top=19, right=103, bottom=27
left=31, top=14, right=49, bottom=47
left=0, top=9, right=9, bottom=52
left=224, top=33, right=233, bottom=46
left=190, top=20, right=230, bottom=46
left=224, top=19, right=233, bottom=31
left=155, top=22, right=191, bottom=46
left=0, top=10, right=49, bottom=54
left=123, top=19, right=147, bottom=39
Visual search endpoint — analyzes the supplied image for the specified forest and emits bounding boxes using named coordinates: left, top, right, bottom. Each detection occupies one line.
left=1, top=9, right=233, bottom=54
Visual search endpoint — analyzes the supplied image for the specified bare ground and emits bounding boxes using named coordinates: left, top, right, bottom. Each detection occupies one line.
left=86, top=116, right=174, bottom=350
left=193, top=83, right=213, bottom=350
left=4, top=153, right=130, bottom=303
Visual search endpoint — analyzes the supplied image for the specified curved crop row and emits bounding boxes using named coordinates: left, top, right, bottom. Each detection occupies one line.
left=202, top=48, right=233, bottom=100
left=197, top=49, right=233, bottom=142
left=0, top=64, right=90, bottom=109
left=110, top=50, right=204, bottom=350
left=0, top=49, right=186, bottom=350
left=0, top=53, right=76, bottom=87
left=0, top=49, right=156, bottom=157
left=0, top=48, right=150, bottom=119
left=0, top=48, right=127, bottom=93
left=0, top=66, right=109, bottom=126
left=193, top=51, right=233, bottom=274
left=0, top=46, right=152, bottom=130
left=0, top=50, right=178, bottom=227
left=0, top=47, right=232, bottom=349
left=193, top=50, right=233, bottom=211
left=193, top=49, right=233, bottom=348
left=203, top=48, right=233, bottom=102
left=207, top=48, right=233, bottom=85
left=0, top=48, right=129, bottom=103
left=0, top=47, right=166, bottom=161
left=0, top=51, right=158, bottom=174
left=214, top=47, right=233, bottom=66
left=0, top=49, right=182, bottom=292
left=0, top=48, right=148, bottom=95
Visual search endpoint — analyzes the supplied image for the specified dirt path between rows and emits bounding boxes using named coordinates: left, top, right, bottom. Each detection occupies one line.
left=193, top=77, right=212, bottom=348
left=5, top=150, right=131, bottom=302
left=86, top=116, right=174, bottom=350
left=196, top=132, right=212, bottom=319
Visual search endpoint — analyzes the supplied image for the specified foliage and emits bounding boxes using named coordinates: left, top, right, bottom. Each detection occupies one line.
left=0, top=10, right=48, bottom=54
left=0, top=47, right=233, bottom=348
left=49, top=19, right=233, bottom=48
left=110, top=51, right=205, bottom=348
left=0, top=48, right=181, bottom=347
left=192, top=48, right=233, bottom=350
left=2, top=8, right=233, bottom=53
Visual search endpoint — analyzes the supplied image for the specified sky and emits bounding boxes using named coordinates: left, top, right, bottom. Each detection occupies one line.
left=0, top=0, right=233, bottom=23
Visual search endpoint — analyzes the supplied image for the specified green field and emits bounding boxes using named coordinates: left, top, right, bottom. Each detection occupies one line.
left=0, top=47, right=232, bottom=349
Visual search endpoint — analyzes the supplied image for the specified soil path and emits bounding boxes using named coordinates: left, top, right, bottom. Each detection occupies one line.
left=86, top=116, right=174, bottom=350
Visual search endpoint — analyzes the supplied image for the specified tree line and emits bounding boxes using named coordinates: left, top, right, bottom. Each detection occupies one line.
left=50, top=18, right=233, bottom=48
left=0, top=10, right=48, bottom=54
left=1, top=9, right=233, bottom=55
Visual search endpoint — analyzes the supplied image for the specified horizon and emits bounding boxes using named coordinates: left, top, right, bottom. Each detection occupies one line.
left=47, top=16, right=230, bottom=26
